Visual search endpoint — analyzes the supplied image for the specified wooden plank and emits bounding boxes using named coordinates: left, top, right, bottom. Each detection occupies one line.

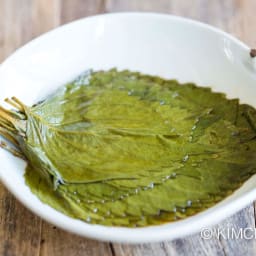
left=60, top=0, right=105, bottom=23
left=30, top=0, right=61, bottom=38
left=0, top=0, right=6, bottom=61
left=39, top=223, right=112, bottom=256
left=0, top=186, right=42, bottom=256
left=0, top=0, right=33, bottom=61
left=105, top=0, right=171, bottom=13
left=165, top=206, right=256, bottom=256
left=227, top=0, right=256, bottom=47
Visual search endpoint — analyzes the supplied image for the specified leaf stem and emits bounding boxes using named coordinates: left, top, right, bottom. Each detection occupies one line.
left=0, top=107, right=17, bottom=125
left=4, top=98, right=23, bottom=111
left=11, top=97, right=26, bottom=111
left=0, top=128, right=19, bottom=147
left=0, top=141, right=25, bottom=159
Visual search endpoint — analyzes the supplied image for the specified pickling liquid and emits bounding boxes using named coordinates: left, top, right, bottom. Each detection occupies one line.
left=23, top=69, right=256, bottom=227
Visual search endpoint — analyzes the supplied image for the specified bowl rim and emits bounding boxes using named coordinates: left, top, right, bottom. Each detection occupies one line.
left=0, top=12, right=255, bottom=243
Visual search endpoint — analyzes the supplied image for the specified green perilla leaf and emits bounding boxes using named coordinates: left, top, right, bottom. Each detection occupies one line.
left=1, top=69, right=256, bottom=227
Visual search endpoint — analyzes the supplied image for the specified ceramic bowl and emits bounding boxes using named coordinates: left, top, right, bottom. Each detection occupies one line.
left=0, top=13, right=256, bottom=243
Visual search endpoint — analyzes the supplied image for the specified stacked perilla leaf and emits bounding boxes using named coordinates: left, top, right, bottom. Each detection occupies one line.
left=0, top=69, right=256, bottom=227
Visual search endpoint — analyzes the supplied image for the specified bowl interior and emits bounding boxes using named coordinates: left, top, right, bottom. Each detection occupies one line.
left=0, top=13, right=256, bottom=243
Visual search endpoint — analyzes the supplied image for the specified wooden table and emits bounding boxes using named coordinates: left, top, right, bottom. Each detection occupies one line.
left=0, top=1, right=255, bottom=255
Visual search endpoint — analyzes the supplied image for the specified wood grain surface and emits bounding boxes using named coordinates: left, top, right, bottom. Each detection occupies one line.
left=0, top=1, right=255, bottom=255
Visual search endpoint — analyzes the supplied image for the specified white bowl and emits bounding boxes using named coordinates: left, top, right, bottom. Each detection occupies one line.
left=0, top=13, right=256, bottom=243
